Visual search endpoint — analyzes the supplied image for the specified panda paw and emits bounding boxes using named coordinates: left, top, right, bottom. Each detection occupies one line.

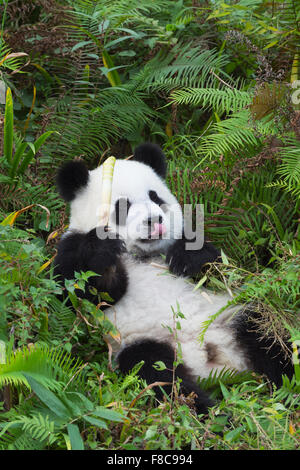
left=81, top=227, right=127, bottom=272
left=166, top=240, right=220, bottom=277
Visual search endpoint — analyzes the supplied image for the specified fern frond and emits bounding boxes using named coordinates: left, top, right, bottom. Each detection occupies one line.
left=266, top=180, right=300, bottom=200
left=0, top=344, right=82, bottom=391
left=277, top=139, right=300, bottom=188
left=198, top=109, right=261, bottom=159
left=47, top=297, right=76, bottom=342
left=281, top=0, right=300, bottom=49
left=19, top=413, right=57, bottom=444
left=45, top=85, right=156, bottom=160
left=70, top=0, right=170, bottom=17
left=170, top=87, right=252, bottom=114
left=274, top=374, right=300, bottom=407
left=170, top=166, right=298, bottom=269
left=0, top=428, right=45, bottom=450
left=137, top=44, right=230, bottom=91
left=0, top=41, right=24, bottom=72
left=0, top=412, right=57, bottom=450
left=265, top=139, right=300, bottom=201
left=197, top=366, right=253, bottom=392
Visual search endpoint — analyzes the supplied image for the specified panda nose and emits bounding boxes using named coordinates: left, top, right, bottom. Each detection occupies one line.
left=147, top=215, right=163, bottom=226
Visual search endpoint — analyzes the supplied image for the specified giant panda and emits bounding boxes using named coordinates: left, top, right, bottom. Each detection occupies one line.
left=54, top=143, right=293, bottom=414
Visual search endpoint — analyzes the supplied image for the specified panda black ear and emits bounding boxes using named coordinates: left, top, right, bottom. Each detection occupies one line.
left=133, top=143, right=167, bottom=179
left=56, top=160, right=89, bottom=202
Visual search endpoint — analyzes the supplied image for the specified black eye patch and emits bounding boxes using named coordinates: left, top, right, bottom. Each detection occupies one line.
left=114, top=198, right=131, bottom=226
left=148, top=190, right=166, bottom=208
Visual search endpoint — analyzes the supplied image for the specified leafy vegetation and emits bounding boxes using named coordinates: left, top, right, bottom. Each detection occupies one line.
left=0, top=0, right=299, bottom=450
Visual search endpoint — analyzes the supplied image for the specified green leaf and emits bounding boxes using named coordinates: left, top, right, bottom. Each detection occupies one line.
left=263, top=40, right=278, bottom=50
left=3, top=88, right=14, bottom=164
left=71, top=41, right=92, bottom=52
left=100, top=291, right=114, bottom=302
left=93, top=407, right=124, bottom=422
left=31, top=63, right=54, bottom=83
left=118, top=50, right=136, bottom=57
left=105, top=35, right=135, bottom=50
left=24, top=374, right=70, bottom=419
left=219, top=381, right=230, bottom=399
left=83, top=415, right=108, bottom=429
left=153, top=361, right=167, bottom=371
left=67, top=424, right=84, bottom=450
left=221, top=250, right=229, bottom=265
left=99, top=19, right=110, bottom=33
left=26, top=142, right=36, bottom=155
left=259, top=203, right=284, bottom=239
left=102, top=50, right=122, bottom=87
left=193, top=275, right=207, bottom=291
left=254, top=237, right=268, bottom=246
left=224, top=426, right=244, bottom=442
left=17, top=131, right=56, bottom=175
left=9, top=142, right=28, bottom=178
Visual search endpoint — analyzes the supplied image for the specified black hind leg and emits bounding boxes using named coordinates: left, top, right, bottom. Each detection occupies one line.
left=234, top=309, right=294, bottom=386
left=118, top=339, right=214, bottom=415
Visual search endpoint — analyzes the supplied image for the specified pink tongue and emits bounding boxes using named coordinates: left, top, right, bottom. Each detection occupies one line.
left=151, top=223, right=166, bottom=237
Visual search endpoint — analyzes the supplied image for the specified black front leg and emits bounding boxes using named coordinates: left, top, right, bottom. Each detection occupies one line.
left=54, top=228, right=128, bottom=305
left=118, top=339, right=214, bottom=415
left=166, top=237, right=221, bottom=277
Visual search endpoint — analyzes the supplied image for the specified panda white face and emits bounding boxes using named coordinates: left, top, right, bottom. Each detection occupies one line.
left=68, top=159, right=183, bottom=255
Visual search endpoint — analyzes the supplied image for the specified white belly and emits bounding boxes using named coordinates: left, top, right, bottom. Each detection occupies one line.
left=105, top=255, right=248, bottom=379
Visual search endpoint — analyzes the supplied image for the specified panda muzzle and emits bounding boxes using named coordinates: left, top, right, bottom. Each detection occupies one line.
left=150, top=223, right=166, bottom=238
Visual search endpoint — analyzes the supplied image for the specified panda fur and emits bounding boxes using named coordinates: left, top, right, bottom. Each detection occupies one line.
left=54, top=143, right=293, bottom=414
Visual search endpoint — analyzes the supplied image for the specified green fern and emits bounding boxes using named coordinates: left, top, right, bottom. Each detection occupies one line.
left=197, top=366, right=253, bottom=395
left=266, top=139, right=300, bottom=201
left=197, top=109, right=266, bottom=160
left=40, top=4, right=236, bottom=163
left=168, top=161, right=298, bottom=270
left=0, top=344, right=83, bottom=391
left=280, top=0, right=300, bottom=51
left=44, top=85, right=156, bottom=162
left=206, top=173, right=299, bottom=267
left=266, top=179, right=300, bottom=201
left=210, top=0, right=300, bottom=53
left=136, top=44, right=230, bottom=92
left=40, top=0, right=179, bottom=162
left=0, top=40, right=25, bottom=73
left=47, top=297, right=77, bottom=343
left=0, top=428, right=46, bottom=450
left=274, top=374, right=300, bottom=407
left=170, top=87, right=251, bottom=114
left=277, top=140, right=300, bottom=185
left=16, top=413, right=57, bottom=444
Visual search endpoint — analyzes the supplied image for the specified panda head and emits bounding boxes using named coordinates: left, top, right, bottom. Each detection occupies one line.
left=57, top=143, right=183, bottom=255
